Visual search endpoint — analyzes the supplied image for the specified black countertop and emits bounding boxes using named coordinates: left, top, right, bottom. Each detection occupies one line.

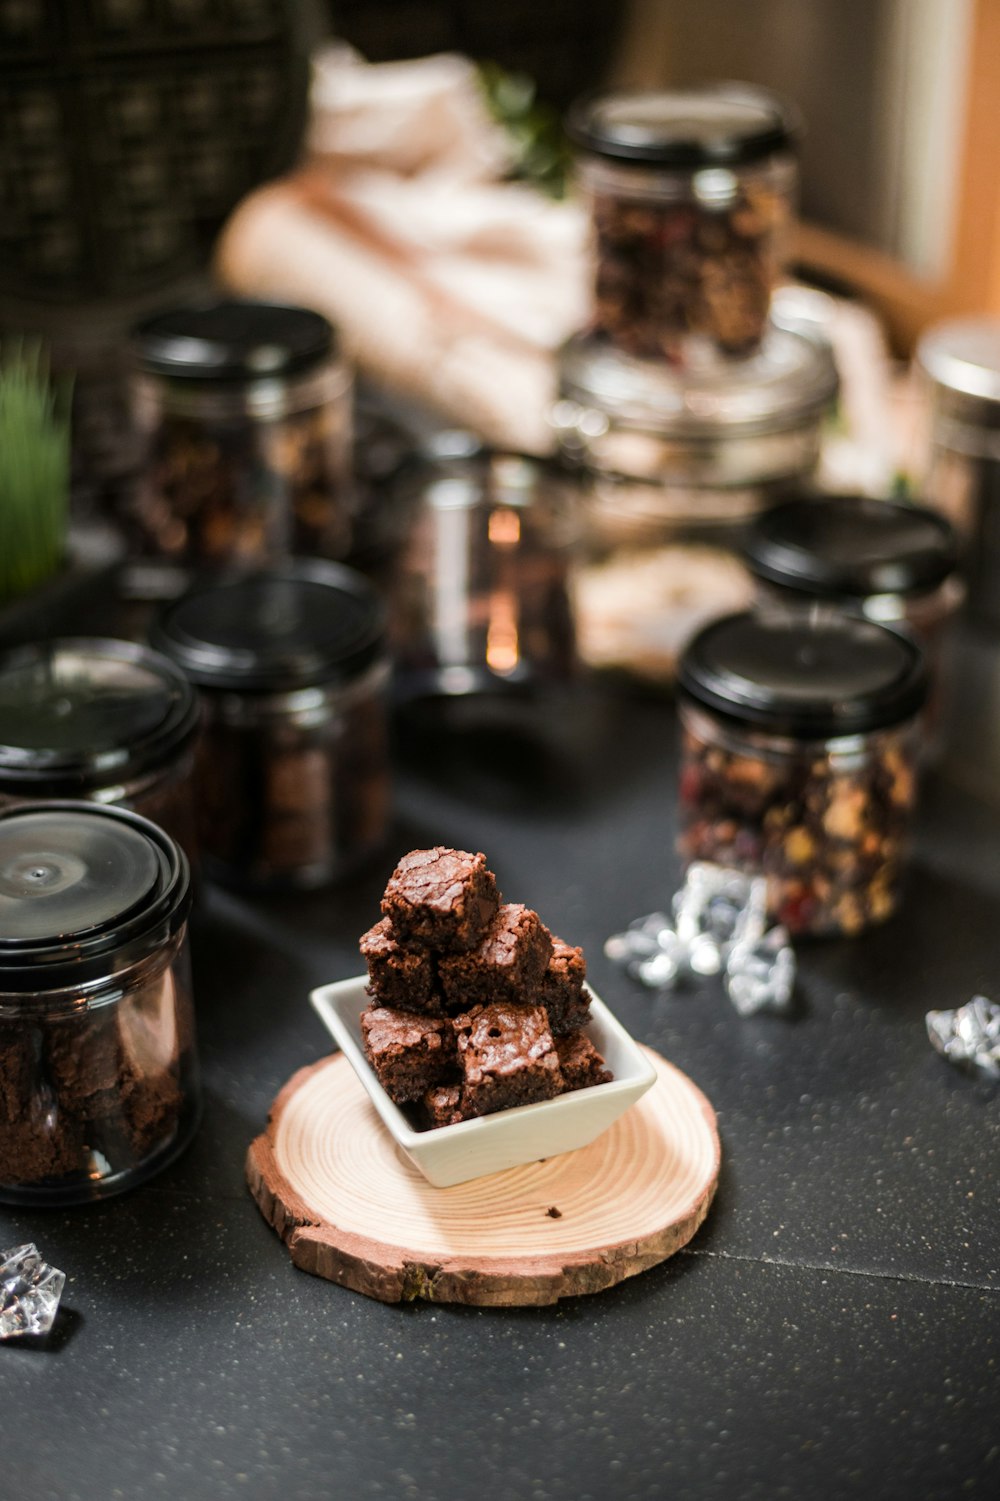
left=2, top=668, right=999, bottom=1501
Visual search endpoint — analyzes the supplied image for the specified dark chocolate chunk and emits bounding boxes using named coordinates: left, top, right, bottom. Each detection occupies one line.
left=381, top=847, right=499, bottom=953
left=555, top=1030, right=613, bottom=1092
left=453, top=1002, right=563, bottom=1116
left=439, top=903, right=553, bottom=1008
left=361, top=1006, right=456, bottom=1105
left=360, top=917, right=442, bottom=1013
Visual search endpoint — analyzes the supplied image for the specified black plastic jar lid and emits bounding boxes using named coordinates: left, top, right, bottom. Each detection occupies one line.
left=0, top=638, right=199, bottom=795
left=566, top=84, right=798, bottom=168
left=150, top=561, right=387, bottom=693
left=0, top=803, right=190, bottom=995
left=132, top=299, right=336, bottom=382
left=678, top=610, right=928, bottom=738
left=745, top=495, right=959, bottom=599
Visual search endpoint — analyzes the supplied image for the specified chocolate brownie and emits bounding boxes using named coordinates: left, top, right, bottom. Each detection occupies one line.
left=361, top=1006, right=456, bottom=1104
left=360, top=917, right=442, bottom=1013
left=539, top=937, right=592, bottom=1036
left=439, top=904, right=553, bottom=1008
left=419, top=1080, right=477, bottom=1129
left=381, top=847, right=499, bottom=953
left=555, top=1030, right=613, bottom=1092
left=453, top=1002, right=563, bottom=1116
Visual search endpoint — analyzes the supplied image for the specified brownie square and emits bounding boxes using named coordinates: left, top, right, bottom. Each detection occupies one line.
left=419, top=1080, right=477, bottom=1130
left=454, top=1002, right=563, bottom=1116
left=539, top=936, right=592, bottom=1036
left=381, top=847, right=499, bottom=953
left=361, top=1006, right=456, bottom=1104
left=555, top=1030, right=613, bottom=1092
left=439, top=904, right=553, bottom=1008
left=360, top=917, right=442, bottom=1013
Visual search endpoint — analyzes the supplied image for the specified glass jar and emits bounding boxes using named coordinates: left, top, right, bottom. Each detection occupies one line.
left=129, top=299, right=353, bottom=568
left=676, top=611, right=928, bottom=936
left=567, top=84, right=798, bottom=366
left=0, top=802, right=199, bottom=1205
left=744, top=494, right=963, bottom=658
left=0, top=637, right=199, bottom=864
left=554, top=325, right=838, bottom=684
left=151, top=562, right=390, bottom=891
left=390, top=439, right=577, bottom=700
left=917, top=318, right=1000, bottom=630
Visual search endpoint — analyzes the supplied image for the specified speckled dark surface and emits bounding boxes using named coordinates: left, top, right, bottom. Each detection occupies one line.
left=2, top=668, right=999, bottom=1501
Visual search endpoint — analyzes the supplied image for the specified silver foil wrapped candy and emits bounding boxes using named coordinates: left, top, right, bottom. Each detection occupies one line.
left=926, top=996, right=1000, bottom=1079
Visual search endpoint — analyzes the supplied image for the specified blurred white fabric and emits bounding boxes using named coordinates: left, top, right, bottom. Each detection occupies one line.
left=217, top=47, right=589, bottom=453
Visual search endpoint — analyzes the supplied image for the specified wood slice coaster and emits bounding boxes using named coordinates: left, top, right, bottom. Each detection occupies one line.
left=247, top=1045, right=720, bottom=1306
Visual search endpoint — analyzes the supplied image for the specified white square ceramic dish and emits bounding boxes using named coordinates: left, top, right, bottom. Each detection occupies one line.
left=310, top=976, right=657, bottom=1188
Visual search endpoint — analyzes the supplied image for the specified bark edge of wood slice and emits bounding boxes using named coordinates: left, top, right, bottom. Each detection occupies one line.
left=246, top=1045, right=720, bottom=1306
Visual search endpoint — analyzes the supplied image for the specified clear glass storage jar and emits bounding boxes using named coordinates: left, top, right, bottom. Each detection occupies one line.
left=130, top=299, right=353, bottom=568
left=390, top=440, right=576, bottom=700
left=0, top=637, right=199, bottom=865
left=0, top=802, right=199, bottom=1205
left=554, top=324, right=838, bottom=684
left=566, top=84, right=798, bottom=365
left=917, top=318, right=1000, bottom=629
left=744, top=494, right=964, bottom=658
left=151, top=562, right=390, bottom=891
left=676, top=611, right=928, bottom=936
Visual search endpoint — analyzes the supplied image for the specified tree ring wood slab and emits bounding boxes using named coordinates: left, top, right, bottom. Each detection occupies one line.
left=246, top=1045, right=720, bottom=1306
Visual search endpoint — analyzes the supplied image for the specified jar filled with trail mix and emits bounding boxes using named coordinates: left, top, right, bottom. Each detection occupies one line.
left=0, top=802, right=199, bottom=1206
left=0, top=637, right=199, bottom=865
left=554, top=323, right=838, bottom=683
left=130, top=299, right=352, bottom=568
left=566, top=84, right=798, bottom=366
left=676, top=611, right=928, bottom=936
left=151, top=562, right=390, bottom=891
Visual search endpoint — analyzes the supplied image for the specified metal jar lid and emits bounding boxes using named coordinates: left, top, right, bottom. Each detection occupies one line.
left=150, top=561, right=386, bottom=693
left=916, top=318, right=1000, bottom=432
left=0, top=638, right=199, bottom=796
left=566, top=84, right=798, bottom=169
left=132, top=299, right=337, bottom=384
left=0, top=803, right=191, bottom=996
left=678, top=610, right=928, bottom=739
left=744, top=495, right=959, bottom=601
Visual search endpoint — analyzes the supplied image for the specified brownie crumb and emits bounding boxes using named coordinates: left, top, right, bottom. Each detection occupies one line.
left=546, top=1206, right=562, bottom=1219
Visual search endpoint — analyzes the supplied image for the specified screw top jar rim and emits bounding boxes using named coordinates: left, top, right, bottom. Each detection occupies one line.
left=678, top=610, right=928, bottom=738
left=745, top=495, right=959, bottom=600
left=0, top=637, right=199, bottom=794
left=132, top=298, right=337, bottom=383
left=0, top=803, right=191, bottom=997
left=566, top=83, right=799, bottom=169
left=150, top=561, right=386, bottom=693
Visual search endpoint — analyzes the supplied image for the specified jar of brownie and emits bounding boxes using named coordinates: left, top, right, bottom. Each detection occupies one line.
left=0, top=637, right=200, bottom=866
left=0, top=802, right=199, bottom=1206
left=130, top=299, right=352, bottom=569
left=676, top=611, right=928, bottom=936
left=151, top=562, right=390, bottom=891
left=566, top=84, right=798, bottom=365
left=555, top=324, right=838, bottom=683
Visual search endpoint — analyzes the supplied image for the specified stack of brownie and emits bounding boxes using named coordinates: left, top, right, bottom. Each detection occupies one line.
left=359, top=847, right=612, bottom=1128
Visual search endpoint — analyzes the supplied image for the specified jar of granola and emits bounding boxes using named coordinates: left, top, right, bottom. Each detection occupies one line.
left=0, top=802, right=199, bottom=1206
left=0, top=637, right=199, bottom=866
left=567, top=84, right=798, bottom=365
left=130, top=299, right=352, bottom=568
left=676, top=611, right=928, bottom=936
left=151, top=561, right=390, bottom=891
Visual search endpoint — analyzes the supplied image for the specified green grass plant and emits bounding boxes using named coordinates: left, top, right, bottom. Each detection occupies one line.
left=0, top=343, right=71, bottom=603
